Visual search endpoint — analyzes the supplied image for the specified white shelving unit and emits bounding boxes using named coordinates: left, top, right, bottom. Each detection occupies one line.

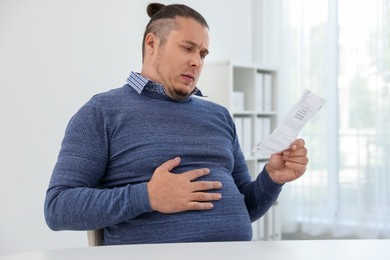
left=197, top=60, right=281, bottom=241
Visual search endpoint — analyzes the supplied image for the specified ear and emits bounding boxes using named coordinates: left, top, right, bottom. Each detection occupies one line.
left=144, top=33, right=158, bottom=55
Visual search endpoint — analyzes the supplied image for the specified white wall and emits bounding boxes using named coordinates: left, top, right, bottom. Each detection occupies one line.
left=0, top=0, right=256, bottom=255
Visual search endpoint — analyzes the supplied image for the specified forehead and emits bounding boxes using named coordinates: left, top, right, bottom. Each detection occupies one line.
left=169, top=17, right=209, bottom=47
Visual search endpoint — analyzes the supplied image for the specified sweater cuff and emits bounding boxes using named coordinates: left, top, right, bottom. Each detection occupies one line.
left=128, top=182, right=153, bottom=217
left=259, top=164, right=284, bottom=194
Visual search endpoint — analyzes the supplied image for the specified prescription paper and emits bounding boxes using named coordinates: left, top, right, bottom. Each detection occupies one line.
left=255, top=89, right=326, bottom=157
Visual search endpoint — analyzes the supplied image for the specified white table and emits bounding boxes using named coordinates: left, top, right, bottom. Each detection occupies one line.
left=1, top=240, right=389, bottom=260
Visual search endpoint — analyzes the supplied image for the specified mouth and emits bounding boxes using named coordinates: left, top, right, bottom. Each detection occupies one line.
left=181, top=73, right=196, bottom=82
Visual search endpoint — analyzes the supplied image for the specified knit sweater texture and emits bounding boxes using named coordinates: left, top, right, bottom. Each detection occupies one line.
left=44, top=84, right=282, bottom=245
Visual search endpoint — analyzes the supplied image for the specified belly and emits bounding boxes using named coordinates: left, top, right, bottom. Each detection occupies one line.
left=104, top=173, right=253, bottom=245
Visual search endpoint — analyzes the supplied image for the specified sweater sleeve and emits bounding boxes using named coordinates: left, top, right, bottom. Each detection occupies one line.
left=44, top=100, right=152, bottom=231
left=241, top=166, right=283, bottom=222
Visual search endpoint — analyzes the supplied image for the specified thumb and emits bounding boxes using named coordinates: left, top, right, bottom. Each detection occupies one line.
left=159, top=157, right=181, bottom=172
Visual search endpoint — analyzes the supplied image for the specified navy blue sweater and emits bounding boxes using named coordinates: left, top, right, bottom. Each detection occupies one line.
left=44, top=84, right=282, bottom=245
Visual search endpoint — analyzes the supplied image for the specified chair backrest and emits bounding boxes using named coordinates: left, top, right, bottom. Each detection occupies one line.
left=87, top=229, right=103, bottom=246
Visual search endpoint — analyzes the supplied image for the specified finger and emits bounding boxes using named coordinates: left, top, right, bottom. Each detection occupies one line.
left=285, top=161, right=307, bottom=176
left=284, top=155, right=309, bottom=166
left=158, top=157, right=181, bottom=172
left=192, top=180, right=223, bottom=191
left=186, top=201, right=215, bottom=210
left=185, top=168, right=211, bottom=181
left=191, top=192, right=222, bottom=202
left=283, top=146, right=307, bottom=157
left=290, top=138, right=305, bottom=151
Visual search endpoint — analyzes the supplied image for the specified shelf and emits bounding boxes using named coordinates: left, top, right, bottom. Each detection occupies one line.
left=232, top=110, right=278, bottom=116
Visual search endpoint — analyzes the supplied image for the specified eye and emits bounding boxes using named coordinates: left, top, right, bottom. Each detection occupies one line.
left=200, top=51, right=208, bottom=60
left=182, top=46, right=192, bottom=52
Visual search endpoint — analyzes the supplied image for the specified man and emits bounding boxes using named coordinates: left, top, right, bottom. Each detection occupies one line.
left=44, top=3, right=308, bottom=245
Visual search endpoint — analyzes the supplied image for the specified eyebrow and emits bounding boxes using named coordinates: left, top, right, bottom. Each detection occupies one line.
left=182, top=40, right=209, bottom=55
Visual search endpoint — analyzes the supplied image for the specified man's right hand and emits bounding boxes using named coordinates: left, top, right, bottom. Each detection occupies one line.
left=147, top=157, right=222, bottom=213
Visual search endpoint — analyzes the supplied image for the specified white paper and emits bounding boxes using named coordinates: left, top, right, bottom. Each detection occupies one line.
left=255, top=89, right=326, bottom=157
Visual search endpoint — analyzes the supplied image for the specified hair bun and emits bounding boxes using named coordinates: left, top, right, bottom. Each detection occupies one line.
left=147, top=3, right=165, bottom=18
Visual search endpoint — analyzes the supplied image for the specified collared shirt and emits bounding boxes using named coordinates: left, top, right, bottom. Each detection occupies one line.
left=126, top=72, right=204, bottom=97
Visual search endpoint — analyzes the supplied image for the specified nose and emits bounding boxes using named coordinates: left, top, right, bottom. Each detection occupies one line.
left=190, top=53, right=202, bottom=68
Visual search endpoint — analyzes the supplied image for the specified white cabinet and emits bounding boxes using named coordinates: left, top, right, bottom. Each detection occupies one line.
left=197, top=60, right=281, bottom=241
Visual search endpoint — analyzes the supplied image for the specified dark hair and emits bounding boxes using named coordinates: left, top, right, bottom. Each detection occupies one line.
left=142, top=3, right=209, bottom=60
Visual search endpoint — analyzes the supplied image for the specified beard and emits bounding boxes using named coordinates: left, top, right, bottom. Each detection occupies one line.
left=153, top=48, right=194, bottom=100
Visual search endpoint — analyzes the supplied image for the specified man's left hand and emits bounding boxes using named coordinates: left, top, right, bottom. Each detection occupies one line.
left=266, top=138, right=309, bottom=184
